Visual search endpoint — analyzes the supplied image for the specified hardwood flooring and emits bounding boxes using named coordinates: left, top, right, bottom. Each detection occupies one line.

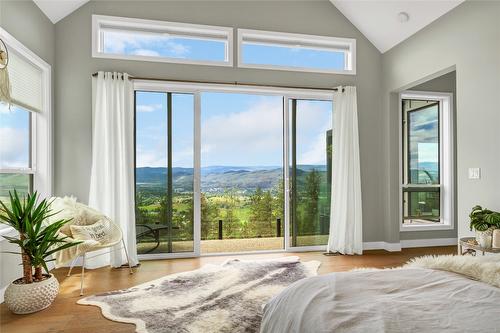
left=1, top=246, right=456, bottom=333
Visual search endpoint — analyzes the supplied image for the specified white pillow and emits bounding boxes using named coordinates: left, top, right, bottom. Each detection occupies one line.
left=70, top=219, right=110, bottom=244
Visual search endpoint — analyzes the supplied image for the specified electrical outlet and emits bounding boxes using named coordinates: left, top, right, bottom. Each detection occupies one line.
left=468, top=168, right=481, bottom=179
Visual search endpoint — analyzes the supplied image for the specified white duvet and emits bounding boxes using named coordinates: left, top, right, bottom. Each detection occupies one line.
left=261, top=255, right=500, bottom=333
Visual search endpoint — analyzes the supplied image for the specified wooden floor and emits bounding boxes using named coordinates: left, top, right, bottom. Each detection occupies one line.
left=1, top=246, right=456, bottom=333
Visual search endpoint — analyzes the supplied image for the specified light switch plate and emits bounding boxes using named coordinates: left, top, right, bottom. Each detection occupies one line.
left=468, top=168, right=481, bottom=179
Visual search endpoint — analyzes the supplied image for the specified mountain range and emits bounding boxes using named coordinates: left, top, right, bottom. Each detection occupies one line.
left=136, top=165, right=327, bottom=193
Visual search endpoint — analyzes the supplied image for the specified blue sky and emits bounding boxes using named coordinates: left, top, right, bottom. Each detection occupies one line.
left=409, top=105, right=439, bottom=165
left=136, top=92, right=332, bottom=168
left=0, top=104, right=30, bottom=169
left=242, top=44, right=344, bottom=70
left=103, top=29, right=345, bottom=71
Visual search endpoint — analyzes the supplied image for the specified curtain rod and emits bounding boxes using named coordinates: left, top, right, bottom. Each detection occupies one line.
left=91, top=72, right=344, bottom=92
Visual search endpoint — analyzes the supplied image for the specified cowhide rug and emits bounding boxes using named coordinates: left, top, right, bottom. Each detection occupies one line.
left=78, top=256, right=320, bottom=333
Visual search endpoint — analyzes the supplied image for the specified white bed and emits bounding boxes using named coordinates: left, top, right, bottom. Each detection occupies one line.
left=261, top=255, right=500, bottom=333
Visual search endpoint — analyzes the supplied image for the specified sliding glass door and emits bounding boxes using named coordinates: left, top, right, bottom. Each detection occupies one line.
left=135, top=91, right=195, bottom=255
left=288, top=99, right=333, bottom=248
left=134, top=83, right=333, bottom=258
left=200, top=93, right=284, bottom=253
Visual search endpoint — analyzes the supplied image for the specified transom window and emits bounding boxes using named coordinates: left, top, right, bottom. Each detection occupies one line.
left=92, top=15, right=233, bottom=66
left=92, top=15, right=357, bottom=74
left=400, top=92, right=453, bottom=230
left=238, top=29, right=356, bottom=74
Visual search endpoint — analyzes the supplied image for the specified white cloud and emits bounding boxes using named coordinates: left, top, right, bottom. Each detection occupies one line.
left=103, top=31, right=190, bottom=58
left=201, top=99, right=283, bottom=165
left=416, top=143, right=438, bottom=163
left=297, top=131, right=329, bottom=165
left=137, top=103, right=162, bottom=113
left=0, top=103, right=11, bottom=114
left=136, top=147, right=166, bottom=168
left=135, top=98, right=332, bottom=167
left=132, top=49, right=160, bottom=57
left=164, top=41, right=189, bottom=57
left=0, top=127, right=29, bottom=168
left=201, top=99, right=330, bottom=166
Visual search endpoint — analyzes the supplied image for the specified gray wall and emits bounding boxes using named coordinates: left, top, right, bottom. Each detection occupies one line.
left=401, top=71, right=458, bottom=241
left=0, top=0, right=55, bottom=299
left=382, top=1, right=500, bottom=242
left=55, top=1, right=387, bottom=242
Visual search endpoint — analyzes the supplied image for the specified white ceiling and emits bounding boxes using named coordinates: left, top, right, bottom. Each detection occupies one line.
left=330, top=0, right=464, bottom=53
left=33, top=0, right=89, bottom=24
left=33, top=0, right=463, bottom=53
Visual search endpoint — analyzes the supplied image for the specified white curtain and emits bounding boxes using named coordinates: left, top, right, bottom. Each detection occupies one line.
left=88, top=72, right=138, bottom=268
left=327, top=86, right=363, bottom=255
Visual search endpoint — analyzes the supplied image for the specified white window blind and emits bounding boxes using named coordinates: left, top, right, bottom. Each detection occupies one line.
left=9, top=49, right=43, bottom=112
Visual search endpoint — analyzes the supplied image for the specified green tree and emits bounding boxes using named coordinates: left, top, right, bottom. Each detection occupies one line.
left=304, top=169, right=321, bottom=234
left=222, top=189, right=239, bottom=238
left=250, top=187, right=263, bottom=222
left=272, top=180, right=284, bottom=220
left=201, top=193, right=219, bottom=240
left=272, top=180, right=284, bottom=237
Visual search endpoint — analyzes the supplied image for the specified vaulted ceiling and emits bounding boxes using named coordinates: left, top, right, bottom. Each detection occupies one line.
left=34, top=0, right=464, bottom=53
left=330, top=0, right=464, bottom=52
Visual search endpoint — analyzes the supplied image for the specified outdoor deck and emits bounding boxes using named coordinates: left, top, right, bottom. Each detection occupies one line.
left=137, top=235, right=329, bottom=254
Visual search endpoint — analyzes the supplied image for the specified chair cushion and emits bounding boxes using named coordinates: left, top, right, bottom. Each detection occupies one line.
left=49, top=196, right=104, bottom=236
left=70, top=219, right=111, bottom=244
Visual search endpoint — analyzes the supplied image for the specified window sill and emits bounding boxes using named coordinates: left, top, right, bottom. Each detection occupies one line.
left=400, top=223, right=454, bottom=232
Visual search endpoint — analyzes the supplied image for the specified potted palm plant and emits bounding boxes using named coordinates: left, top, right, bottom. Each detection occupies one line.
left=469, top=205, right=500, bottom=248
left=0, top=190, right=80, bottom=314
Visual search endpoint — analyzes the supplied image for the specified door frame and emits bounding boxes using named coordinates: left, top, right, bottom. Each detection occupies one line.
left=134, top=80, right=333, bottom=260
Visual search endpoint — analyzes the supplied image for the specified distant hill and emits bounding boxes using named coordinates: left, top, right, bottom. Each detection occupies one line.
left=136, top=165, right=326, bottom=193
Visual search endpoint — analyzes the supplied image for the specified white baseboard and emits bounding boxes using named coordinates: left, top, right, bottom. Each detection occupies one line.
left=401, top=238, right=458, bottom=248
left=363, top=242, right=402, bottom=252
left=363, top=238, right=457, bottom=252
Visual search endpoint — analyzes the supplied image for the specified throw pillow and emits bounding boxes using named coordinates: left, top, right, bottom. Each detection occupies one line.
left=70, top=219, right=110, bottom=244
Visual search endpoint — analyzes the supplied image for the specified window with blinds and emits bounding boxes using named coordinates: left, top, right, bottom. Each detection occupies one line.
left=9, top=49, right=44, bottom=112
left=0, top=29, right=50, bottom=204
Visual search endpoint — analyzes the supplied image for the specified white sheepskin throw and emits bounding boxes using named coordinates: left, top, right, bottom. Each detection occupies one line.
left=405, top=254, right=500, bottom=288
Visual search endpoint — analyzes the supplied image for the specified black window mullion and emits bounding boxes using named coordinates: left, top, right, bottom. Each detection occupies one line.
left=291, top=99, right=297, bottom=247
left=167, top=92, right=173, bottom=253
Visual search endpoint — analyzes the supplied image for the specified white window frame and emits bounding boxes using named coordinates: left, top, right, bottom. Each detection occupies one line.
left=92, top=15, right=234, bottom=67
left=0, top=28, right=52, bottom=233
left=237, top=28, right=356, bottom=75
left=399, top=91, right=454, bottom=231
left=133, top=80, right=333, bottom=259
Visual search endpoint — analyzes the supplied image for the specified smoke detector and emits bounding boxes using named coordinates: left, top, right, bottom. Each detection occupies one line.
left=398, top=12, right=410, bottom=23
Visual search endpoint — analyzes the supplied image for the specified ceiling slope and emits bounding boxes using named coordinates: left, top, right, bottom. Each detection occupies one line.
left=33, top=0, right=89, bottom=24
left=33, top=0, right=463, bottom=53
left=330, top=0, right=464, bottom=53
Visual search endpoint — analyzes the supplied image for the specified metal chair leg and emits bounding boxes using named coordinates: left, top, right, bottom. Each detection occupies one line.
left=67, top=257, right=78, bottom=277
left=122, top=238, right=134, bottom=274
left=80, top=254, right=86, bottom=296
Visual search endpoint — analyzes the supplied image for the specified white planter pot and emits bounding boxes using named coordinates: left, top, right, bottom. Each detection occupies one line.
left=4, top=274, right=59, bottom=314
left=475, top=229, right=493, bottom=248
